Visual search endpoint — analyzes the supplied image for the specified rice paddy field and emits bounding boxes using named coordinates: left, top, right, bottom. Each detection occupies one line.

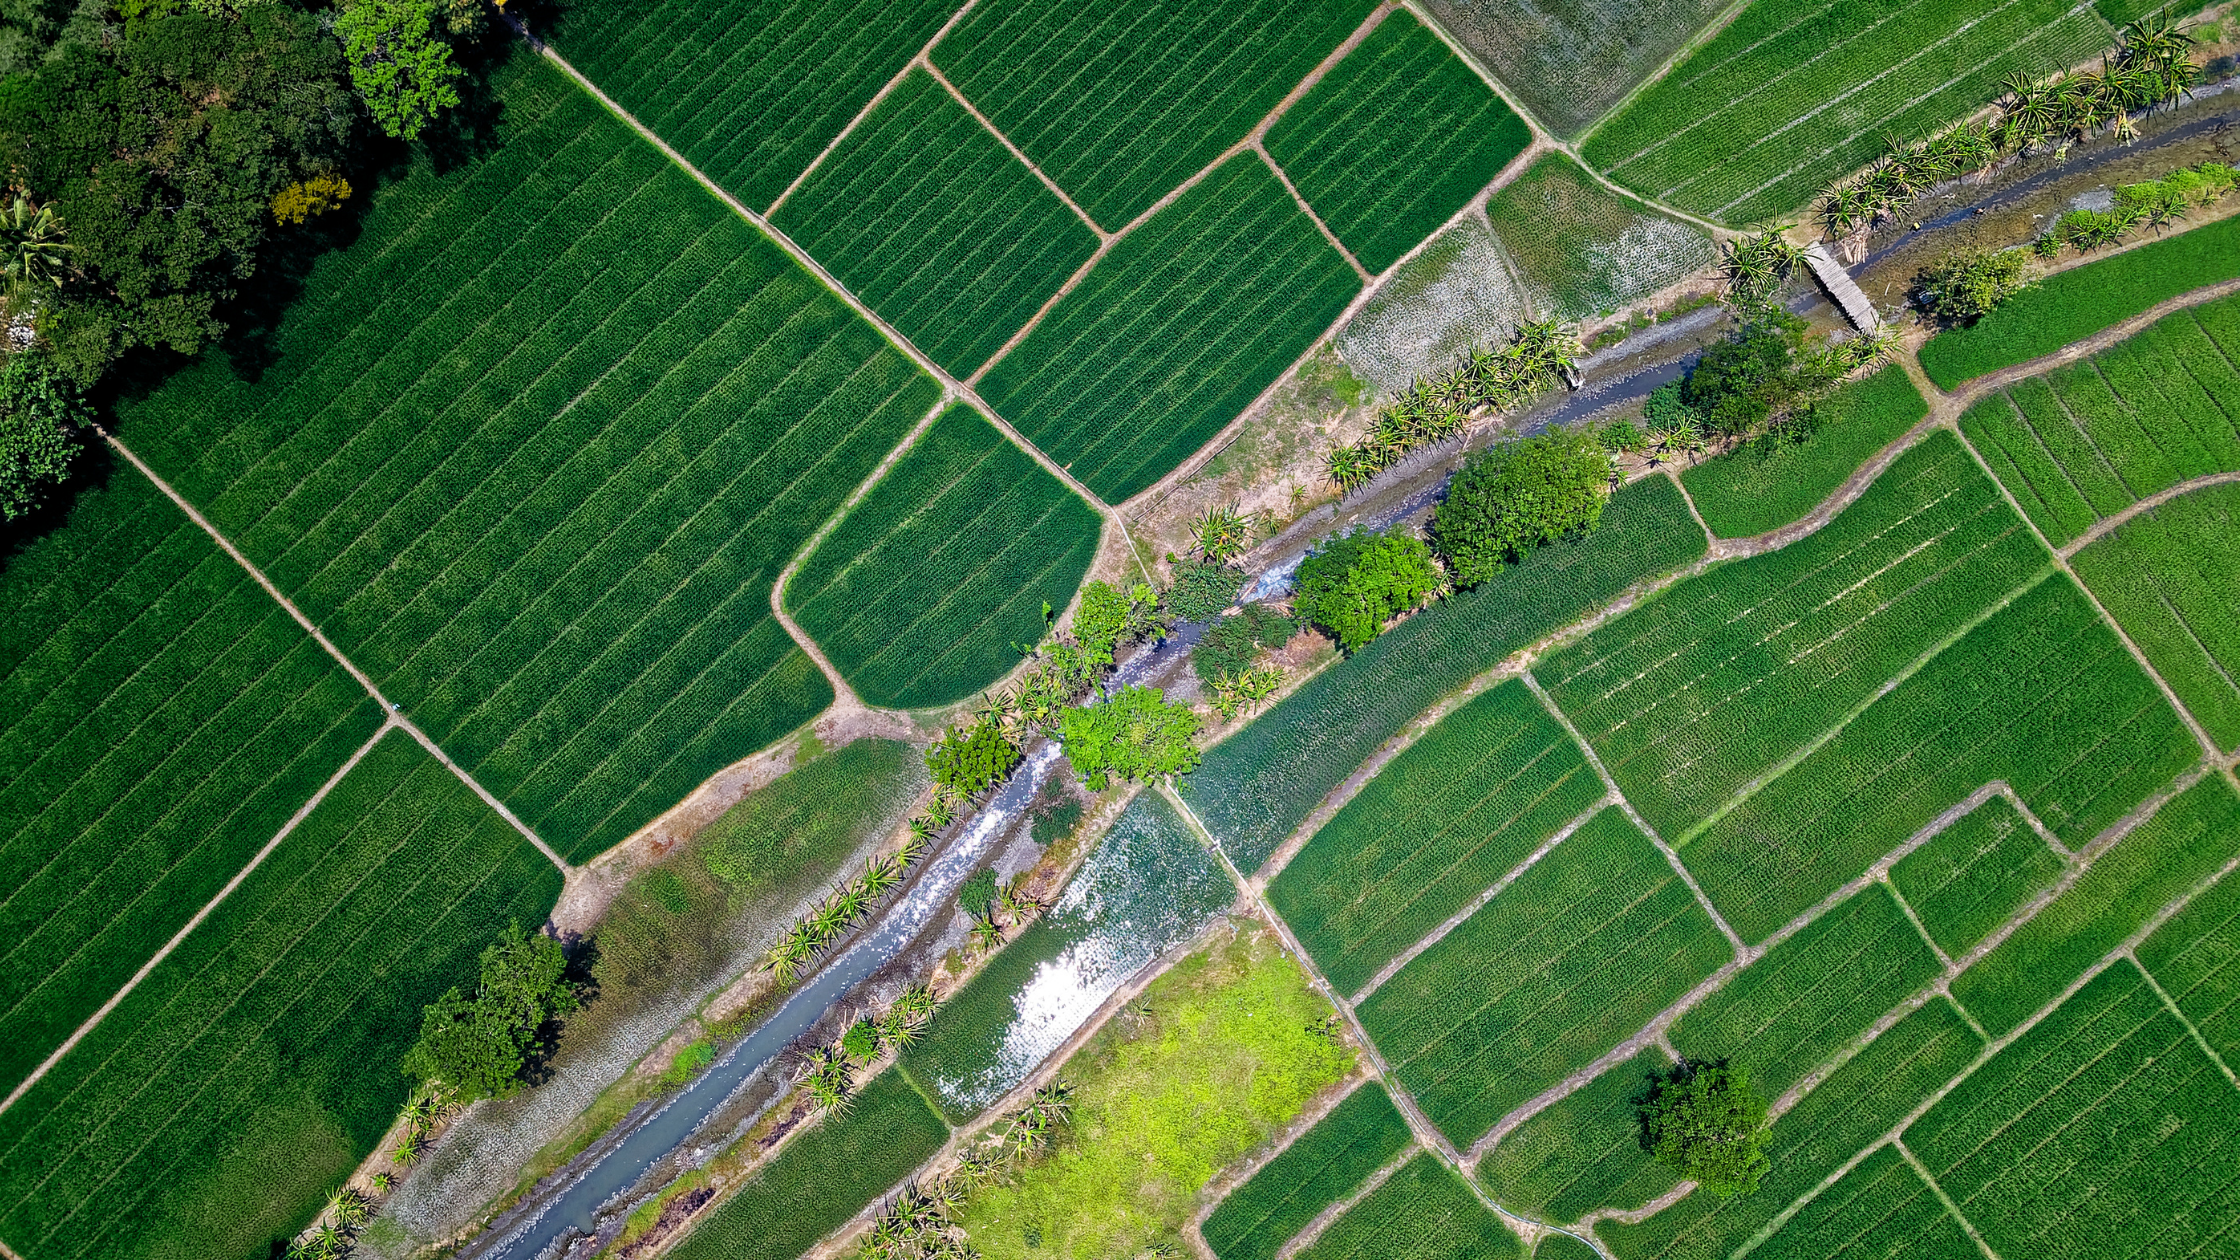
left=1472, top=1051, right=1677, bottom=1221
left=786, top=407, right=1102, bottom=709
left=1200, top=1083, right=1414, bottom=1260
left=1294, top=1154, right=1524, bottom=1260
left=1335, top=218, right=1537, bottom=394
left=0, top=730, right=562, bottom=1260
left=1411, top=0, right=1732, bottom=138
left=2138, top=851, right=2240, bottom=1065
left=1482, top=154, right=1716, bottom=322
left=1887, top=793, right=2067, bottom=958
left=2069, top=482, right=2240, bottom=751
left=1262, top=10, right=1532, bottom=274
left=1581, top=0, right=2114, bottom=224
left=1749, top=1144, right=1980, bottom=1260
left=1679, top=366, right=1930, bottom=539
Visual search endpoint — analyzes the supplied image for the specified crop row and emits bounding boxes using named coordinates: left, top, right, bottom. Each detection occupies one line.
left=1201, top=1082, right=1415, bottom=1260
left=1541, top=433, right=2045, bottom=841
left=2138, top=854, right=2240, bottom=1068
left=1680, top=366, right=1929, bottom=540
left=1888, top=794, right=2067, bottom=959
left=977, top=154, right=1360, bottom=503
left=1359, top=808, right=1732, bottom=1148
left=788, top=407, right=1102, bottom=709
left=1474, top=1050, right=1677, bottom=1223
left=771, top=69, right=1101, bottom=377
left=0, top=474, right=381, bottom=1093
left=1751, top=1144, right=1979, bottom=1260
left=1410, top=0, right=1730, bottom=139
left=0, top=731, right=562, bottom=1260
left=2072, top=481, right=2240, bottom=751
left=1263, top=10, right=1531, bottom=274
left=1298, top=1154, right=1522, bottom=1260
left=1268, top=679, right=1603, bottom=997
left=1684, top=572, right=2197, bottom=944
left=933, top=0, right=1376, bottom=228
left=1482, top=154, right=1717, bottom=324
left=1182, top=476, right=1706, bottom=873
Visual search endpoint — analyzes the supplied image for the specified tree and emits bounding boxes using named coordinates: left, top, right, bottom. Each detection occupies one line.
left=925, top=720, right=1022, bottom=798
left=1682, top=309, right=1809, bottom=436
left=402, top=923, right=579, bottom=1101
left=1637, top=1059, right=1772, bottom=1198
left=0, top=194, right=70, bottom=305
left=1912, top=249, right=2035, bottom=325
left=1057, top=685, right=1200, bottom=790
left=1433, top=428, right=1609, bottom=588
left=1072, top=579, right=1164, bottom=665
left=335, top=0, right=463, bottom=141
left=0, top=351, right=87, bottom=519
left=1293, top=528, right=1438, bottom=651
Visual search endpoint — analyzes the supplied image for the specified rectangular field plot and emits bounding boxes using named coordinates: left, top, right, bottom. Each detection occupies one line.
left=2138, top=860, right=2240, bottom=1068
left=1413, top=0, right=1732, bottom=138
left=1668, top=885, right=1942, bottom=1097
left=932, top=0, right=1376, bottom=228
left=1263, top=10, right=1532, bottom=273
left=2072, top=481, right=2240, bottom=751
left=668, top=1069, right=950, bottom=1260
left=1358, top=809, right=1731, bottom=1147
left=1202, top=1082, right=1415, bottom=1260
left=1683, top=573, right=2198, bottom=943
left=769, top=69, right=1100, bottom=377
left=1581, top=0, right=2111, bottom=224
left=1951, top=775, right=2240, bottom=1037
left=1598, top=997, right=1981, bottom=1260
left=0, top=729, right=561, bottom=1260
left=977, top=154, right=1359, bottom=503
left=1474, top=1051, right=1678, bottom=1223
left=1267, top=680, right=1605, bottom=997
left=544, top=0, right=957, bottom=212
left=1889, top=793, right=2067, bottom=959
left=1680, top=366, right=1929, bottom=540
left=786, top=406, right=1101, bottom=708
left=1183, top=477, right=1705, bottom=874
left=113, top=51, right=943, bottom=863
left=1750, top=1144, right=1979, bottom=1260
left=1910, top=962, right=2240, bottom=1260
left=1296, top=1154, right=1524, bottom=1260
left=1482, top=153, right=1717, bottom=324
left=1540, top=433, right=2045, bottom=843
left=0, top=473, right=381, bottom=1093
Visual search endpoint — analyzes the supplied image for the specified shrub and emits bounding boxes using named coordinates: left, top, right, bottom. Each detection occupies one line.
left=1598, top=419, right=1645, bottom=452
left=926, top=720, right=1021, bottom=798
left=956, top=865, right=1000, bottom=918
left=1074, top=580, right=1164, bottom=664
left=839, top=1019, right=879, bottom=1064
left=1058, top=685, right=1202, bottom=790
left=1637, top=1059, right=1771, bottom=1198
left=1029, top=793, right=1083, bottom=847
left=1165, top=560, right=1246, bottom=623
left=1912, top=249, right=2035, bottom=325
left=1293, top=528, right=1439, bottom=651
left=1433, top=427, right=1609, bottom=588
left=402, top=923, right=580, bottom=1102
left=1193, top=603, right=1297, bottom=690
left=0, top=351, right=87, bottom=520
left=1682, top=309, right=1809, bottom=436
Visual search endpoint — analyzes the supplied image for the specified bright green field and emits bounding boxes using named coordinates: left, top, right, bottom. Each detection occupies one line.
left=932, top=0, right=1377, bottom=227
left=977, top=154, right=1359, bottom=503
left=545, top=0, right=958, bottom=211
left=1474, top=1050, right=1676, bottom=1223
left=1201, top=1082, right=1414, bottom=1260
left=0, top=473, right=381, bottom=1092
left=1358, top=808, right=1731, bottom=1147
left=1297, top=1154, right=1524, bottom=1260
left=0, top=730, right=562, bottom=1260
left=113, top=50, right=941, bottom=863
left=2072, top=481, right=2240, bottom=752
left=1264, top=10, right=1531, bottom=273
left=769, top=69, right=1100, bottom=377
left=1482, top=154, right=1716, bottom=322
left=2138, top=860, right=2240, bottom=1067
left=1680, top=366, right=1929, bottom=539
left=787, top=407, right=1101, bottom=708
left=1751, top=1144, right=1979, bottom=1260
left=1889, top=793, right=2067, bottom=959
left=1268, top=679, right=1603, bottom=997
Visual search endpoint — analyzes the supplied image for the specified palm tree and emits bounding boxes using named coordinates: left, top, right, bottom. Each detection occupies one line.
left=0, top=194, right=69, bottom=306
left=1189, top=505, right=1254, bottom=563
left=1997, top=72, right=2060, bottom=153
left=860, top=853, right=903, bottom=897
left=1325, top=443, right=1374, bottom=493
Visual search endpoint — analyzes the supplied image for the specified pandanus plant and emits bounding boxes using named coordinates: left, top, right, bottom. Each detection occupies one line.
left=1188, top=504, right=1255, bottom=564
left=968, top=911, right=1003, bottom=954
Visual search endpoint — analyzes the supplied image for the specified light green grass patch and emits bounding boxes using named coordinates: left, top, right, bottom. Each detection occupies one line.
left=1483, top=153, right=1716, bottom=323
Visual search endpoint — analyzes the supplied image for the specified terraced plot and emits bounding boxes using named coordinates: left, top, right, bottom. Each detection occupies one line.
left=113, top=51, right=940, bottom=863
left=1296, top=1154, right=1523, bottom=1260
left=1750, top=1145, right=1979, bottom=1260
left=1201, top=1083, right=1414, bottom=1260
left=1474, top=1050, right=1677, bottom=1222
left=2072, top=481, right=2240, bottom=752
left=1184, top=477, right=1704, bottom=873
left=1680, top=366, right=1930, bottom=539
left=1581, top=0, right=2112, bottom=223
left=1413, top=0, right=1732, bottom=137
left=1263, top=10, right=1532, bottom=273
left=769, top=69, right=1100, bottom=377
left=786, top=407, right=1102, bottom=709
left=977, top=154, right=1359, bottom=502
left=1358, top=809, right=1731, bottom=1147
left=1481, top=154, right=1716, bottom=323
left=1539, top=433, right=2045, bottom=843
left=932, top=0, right=1377, bottom=228
left=1268, top=680, right=1604, bottom=997
left=2137, top=858, right=2240, bottom=1066
left=1684, top=573, right=2198, bottom=943
left=0, top=472, right=381, bottom=1093
left=1888, top=794, right=2067, bottom=959
left=544, top=0, right=958, bottom=211
left=0, top=730, right=562, bottom=1260
left=1910, top=962, right=2240, bottom=1260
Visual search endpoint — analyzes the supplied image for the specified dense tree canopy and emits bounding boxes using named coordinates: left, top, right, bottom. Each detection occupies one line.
left=1058, top=684, right=1200, bottom=791
left=1637, top=1059, right=1772, bottom=1198
left=0, top=350, right=86, bottom=518
left=1293, top=528, right=1438, bottom=651
left=403, top=923, right=580, bottom=1101
left=1433, top=428, right=1609, bottom=588
left=926, top=719, right=1023, bottom=798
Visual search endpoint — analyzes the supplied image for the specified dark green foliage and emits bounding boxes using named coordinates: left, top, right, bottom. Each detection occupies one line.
left=334, top=0, right=461, bottom=141
left=1751, top=1145, right=1979, bottom=1260
left=1165, top=560, right=1247, bottom=623
left=0, top=472, right=382, bottom=1093
left=839, top=1019, right=878, bottom=1063
left=114, top=51, right=942, bottom=863
left=1681, top=366, right=1928, bottom=538
left=1202, top=1083, right=1414, bottom=1260
left=790, top=407, right=1100, bottom=710
left=770, top=70, right=1100, bottom=375
left=0, top=351, right=86, bottom=519
left=1294, top=528, right=1439, bottom=651
left=1074, top=578, right=1165, bottom=666
left=1193, top=604, right=1296, bottom=690
left=1637, top=1060, right=1771, bottom=1198
left=1295, top=1154, right=1524, bottom=1260
left=2072, top=482, right=2240, bottom=750
left=1681, top=309, right=1810, bottom=436
left=934, top=0, right=1378, bottom=227
left=1059, top=685, right=1201, bottom=790
left=926, top=721, right=1023, bottom=798
left=402, top=922, right=579, bottom=1101
left=1182, top=477, right=1705, bottom=873
left=0, top=730, right=562, bottom=1260
left=978, top=155, right=1360, bottom=502
left=546, top=0, right=956, bottom=212
left=1029, top=791, right=1083, bottom=847
left=2138, top=860, right=2240, bottom=1066
left=1263, top=10, right=1532, bottom=272
left=1920, top=214, right=2240, bottom=387
left=1913, top=248, right=2036, bottom=325
left=1475, top=1053, right=1679, bottom=1221
left=957, top=865, right=1000, bottom=919
left=667, top=1070, right=950, bottom=1260
left=1890, top=795, right=2068, bottom=958
left=1434, top=427, right=1610, bottom=587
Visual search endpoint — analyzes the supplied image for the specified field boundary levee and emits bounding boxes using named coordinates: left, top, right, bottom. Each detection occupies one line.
left=2055, top=468, right=2240, bottom=558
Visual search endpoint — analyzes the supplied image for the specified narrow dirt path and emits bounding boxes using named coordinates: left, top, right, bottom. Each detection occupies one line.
left=1256, top=141, right=1373, bottom=282
left=922, top=57, right=1110, bottom=240
left=2057, top=468, right=2240, bottom=557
